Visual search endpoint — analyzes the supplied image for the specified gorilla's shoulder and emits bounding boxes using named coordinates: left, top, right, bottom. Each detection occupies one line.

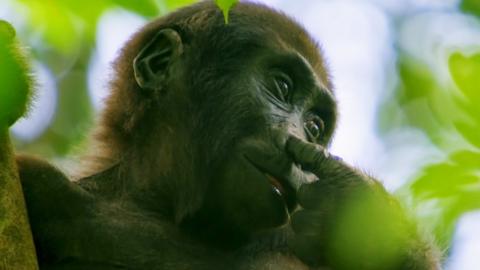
left=16, top=155, right=94, bottom=220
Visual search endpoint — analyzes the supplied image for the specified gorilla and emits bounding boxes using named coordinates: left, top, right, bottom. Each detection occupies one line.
left=15, top=1, right=441, bottom=269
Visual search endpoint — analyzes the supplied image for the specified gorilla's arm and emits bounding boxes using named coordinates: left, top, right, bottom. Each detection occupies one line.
left=286, top=136, right=441, bottom=270
left=17, top=156, right=229, bottom=270
left=16, top=155, right=98, bottom=265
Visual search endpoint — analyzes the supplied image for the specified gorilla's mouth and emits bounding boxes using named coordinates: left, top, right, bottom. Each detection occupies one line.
left=266, top=174, right=286, bottom=196
left=244, top=156, right=297, bottom=212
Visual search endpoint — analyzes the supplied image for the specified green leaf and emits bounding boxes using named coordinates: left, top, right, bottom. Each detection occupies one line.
left=411, top=163, right=478, bottom=198
left=450, top=150, right=480, bottom=169
left=16, top=0, right=159, bottom=54
left=408, top=149, right=480, bottom=248
left=449, top=52, right=480, bottom=104
left=113, top=0, right=159, bottom=17
left=215, top=0, right=238, bottom=23
left=410, top=148, right=480, bottom=200
left=388, top=55, right=455, bottom=144
left=460, top=0, right=480, bottom=17
left=386, top=53, right=480, bottom=148
left=449, top=52, right=480, bottom=147
left=165, top=0, right=199, bottom=12
left=25, top=2, right=80, bottom=53
left=454, top=121, right=480, bottom=148
left=0, top=20, right=15, bottom=40
left=0, top=21, right=32, bottom=128
left=17, top=0, right=106, bottom=53
left=397, top=56, right=435, bottom=101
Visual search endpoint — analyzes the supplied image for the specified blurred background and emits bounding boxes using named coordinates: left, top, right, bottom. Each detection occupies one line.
left=1, top=0, right=479, bottom=268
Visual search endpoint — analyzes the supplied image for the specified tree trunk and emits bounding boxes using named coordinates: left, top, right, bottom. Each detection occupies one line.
left=0, top=131, right=38, bottom=269
left=0, top=20, right=38, bottom=270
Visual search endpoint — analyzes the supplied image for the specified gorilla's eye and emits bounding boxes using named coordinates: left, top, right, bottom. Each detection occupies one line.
left=272, top=72, right=292, bottom=101
left=304, top=115, right=325, bottom=141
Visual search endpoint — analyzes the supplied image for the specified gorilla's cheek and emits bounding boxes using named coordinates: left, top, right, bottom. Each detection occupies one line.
left=216, top=153, right=289, bottom=231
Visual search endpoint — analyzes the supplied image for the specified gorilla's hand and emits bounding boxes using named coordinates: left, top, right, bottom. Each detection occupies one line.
left=285, top=136, right=415, bottom=269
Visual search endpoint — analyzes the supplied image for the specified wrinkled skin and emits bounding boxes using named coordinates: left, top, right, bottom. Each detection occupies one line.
left=16, top=2, right=441, bottom=270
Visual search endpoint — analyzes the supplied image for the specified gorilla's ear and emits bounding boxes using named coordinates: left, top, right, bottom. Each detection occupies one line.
left=133, top=29, right=183, bottom=91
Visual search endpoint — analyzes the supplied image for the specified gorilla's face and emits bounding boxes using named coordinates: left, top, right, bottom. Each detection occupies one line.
left=132, top=6, right=336, bottom=238
left=189, top=39, right=337, bottom=235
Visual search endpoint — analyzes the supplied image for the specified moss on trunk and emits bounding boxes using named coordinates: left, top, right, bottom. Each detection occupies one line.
left=0, top=20, right=38, bottom=269
left=0, top=131, right=38, bottom=270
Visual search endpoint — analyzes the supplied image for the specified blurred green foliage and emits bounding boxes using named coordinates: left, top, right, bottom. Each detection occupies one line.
left=449, top=52, right=480, bottom=148
left=390, top=50, right=480, bottom=249
left=329, top=189, right=407, bottom=269
left=16, top=0, right=182, bottom=54
left=0, top=20, right=31, bottom=129
left=461, top=0, right=480, bottom=18
left=16, top=0, right=235, bottom=54
left=393, top=56, right=451, bottom=145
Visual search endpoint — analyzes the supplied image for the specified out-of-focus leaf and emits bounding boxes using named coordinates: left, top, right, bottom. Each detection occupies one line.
left=397, top=56, right=435, bottom=100
left=411, top=150, right=480, bottom=197
left=0, top=20, right=31, bottom=129
left=166, top=0, right=198, bottom=12
left=17, top=0, right=154, bottom=55
left=329, top=190, right=407, bottom=269
left=449, top=52, right=480, bottom=104
left=394, top=56, right=437, bottom=135
left=55, top=0, right=108, bottom=28
left=454, top=121, right=480, bottom=148
left=411, top=163, right=478, bottom=198
left=455, top=98, right=480, bottom=129
left=450, top=150, right=480, bottom=168
left=17, top=0, right=111, bottom=54
left=389, top=55, right=457, bottom=144
left=449, top=52, right=480, bottom=147
left=409, top=149, right=480, bottom=248
left=31, top=47, right=94, bottom=156
left=387, top=53, right=480, bottom=148
left=113, top=0, right=159, bottom=17
left=0, top=20, right=15, bottom=39
left=460, top=0, right=480, bottom=17
left=22, top=2, right=81, bottom=54
left=215, top=0, right=239, bottom=23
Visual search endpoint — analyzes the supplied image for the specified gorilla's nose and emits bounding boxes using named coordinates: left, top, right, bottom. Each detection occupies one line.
left=286, top=120, right=306, bottom=141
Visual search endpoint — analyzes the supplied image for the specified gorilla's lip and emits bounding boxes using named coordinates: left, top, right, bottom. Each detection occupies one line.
left=265, top=173, right=286, bottom=196
left=243, top=155, right=297, bottom=212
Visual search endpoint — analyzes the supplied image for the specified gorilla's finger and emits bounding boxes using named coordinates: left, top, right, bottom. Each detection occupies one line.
left=288, top=235, right=324, bottom=267
left=296, top=181, right=337, bottom=210
left=290, top=210, right=324, bottom=236
left=286, top=135, right=329, bottom=173
left=287, top=163, right=317, bottom=191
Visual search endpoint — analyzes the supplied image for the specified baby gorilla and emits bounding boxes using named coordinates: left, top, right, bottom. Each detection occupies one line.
left=17, top=1, right=441, bottom=269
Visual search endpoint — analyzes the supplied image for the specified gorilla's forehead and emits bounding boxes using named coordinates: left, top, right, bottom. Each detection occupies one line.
left=121, top=1, right=332, bottom=90
left=161, top=1, right=331, bottom=89
left=211, top=2, right=331, bottom=89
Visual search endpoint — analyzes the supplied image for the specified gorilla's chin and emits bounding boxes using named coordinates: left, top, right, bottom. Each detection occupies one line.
left=208, top=153, right=290, bottom=233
